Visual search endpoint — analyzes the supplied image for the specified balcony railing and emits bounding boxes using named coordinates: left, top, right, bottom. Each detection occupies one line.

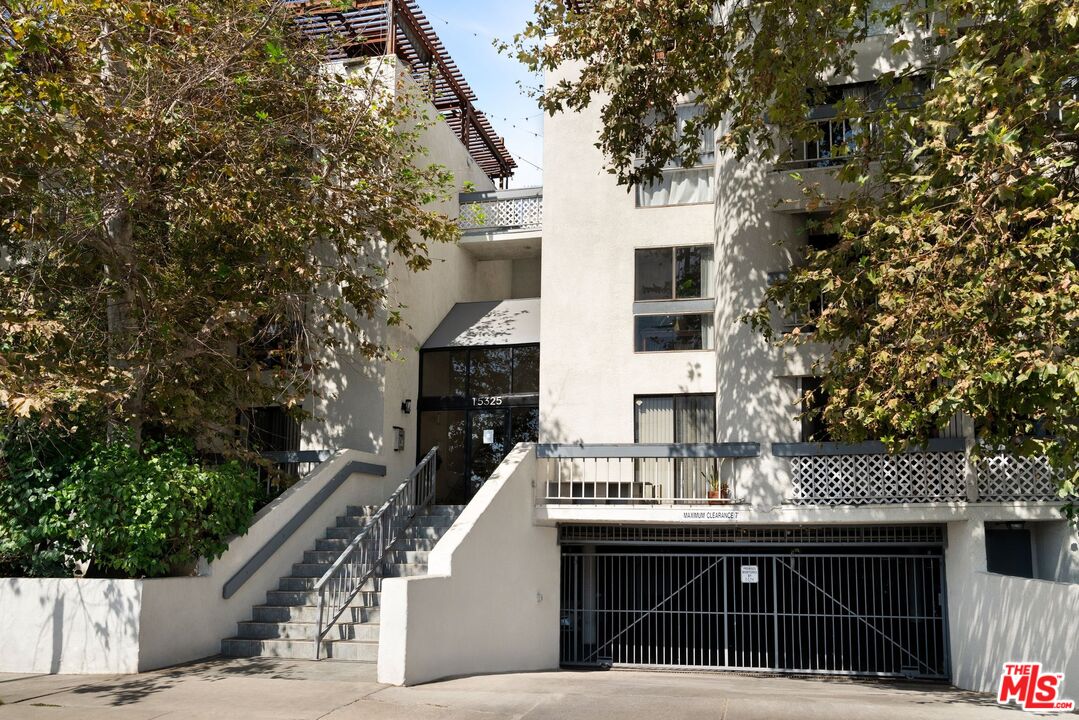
left=775, top=117, right=873, bottom=170
left=537, top=443, right=760, bottom=505
left=774, top=440, right=968, bottom=505
left=458, top=186, right=543, bottom=234
left=976, top=453, right=1070, bottom=502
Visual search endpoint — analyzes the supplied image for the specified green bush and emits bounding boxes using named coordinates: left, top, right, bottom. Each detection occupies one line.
left=1, top=424, right=259, bottom=578
left=0, top=419, right=90, bottom=577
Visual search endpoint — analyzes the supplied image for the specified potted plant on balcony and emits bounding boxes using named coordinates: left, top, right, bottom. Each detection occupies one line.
left=705, top=467, right=730, bottom=505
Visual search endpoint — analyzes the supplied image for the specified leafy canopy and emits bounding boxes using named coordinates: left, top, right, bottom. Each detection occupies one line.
left=513, top=0, right=1078, bottom=499
left=0, top=0, right=460, bottom=447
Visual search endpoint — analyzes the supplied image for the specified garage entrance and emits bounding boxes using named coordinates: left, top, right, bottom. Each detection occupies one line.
left=559, top=525, right=949, bottom=679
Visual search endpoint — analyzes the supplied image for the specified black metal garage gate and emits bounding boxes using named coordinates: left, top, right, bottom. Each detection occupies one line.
left=559, top=525, right=949, bottom=679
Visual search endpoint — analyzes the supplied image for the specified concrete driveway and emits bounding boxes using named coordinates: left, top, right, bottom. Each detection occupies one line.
left=0, top=658, right=1030, bottom=719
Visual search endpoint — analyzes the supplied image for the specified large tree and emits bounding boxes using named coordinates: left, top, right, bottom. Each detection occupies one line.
left=0, top=1, right=459, bottom=449
left=514, top=0, right=1078, bottom=499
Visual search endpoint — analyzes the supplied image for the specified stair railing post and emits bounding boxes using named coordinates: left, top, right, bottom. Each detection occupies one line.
left=315, top=587, right=325, bottom=660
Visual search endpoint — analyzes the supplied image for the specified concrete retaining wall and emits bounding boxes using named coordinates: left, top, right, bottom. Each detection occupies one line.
left=946, top=519, right=1079, bottom=694
left=0, top=449, right=391, bottom=674
left=378, top=444, right=560, bottom=685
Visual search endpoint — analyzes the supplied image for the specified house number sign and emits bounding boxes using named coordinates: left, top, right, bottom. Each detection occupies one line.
left=471, top=396, right=504, bottom=407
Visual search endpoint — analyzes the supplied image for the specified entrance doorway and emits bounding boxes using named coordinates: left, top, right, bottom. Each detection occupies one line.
left=418, top=345, right=539, bottom=504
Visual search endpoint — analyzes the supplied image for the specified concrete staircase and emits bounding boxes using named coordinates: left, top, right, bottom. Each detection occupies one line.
left=221, top=504, right=463, bottom=661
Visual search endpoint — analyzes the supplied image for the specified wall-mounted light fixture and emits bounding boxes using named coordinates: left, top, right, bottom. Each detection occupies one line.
left=401, top=399, right=412, bottom=414
left=393, top=426, right=405, bottom=452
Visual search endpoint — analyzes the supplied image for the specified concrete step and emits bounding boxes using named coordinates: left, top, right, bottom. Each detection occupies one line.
left=277, top=575, right=381, bottom=592
left=315, top=534, right=443, bottom=552
left=291, top=562, right=333, bottom=578
left=252, top=603, right=379, bottom=624
left=236, top=621, right=380, bottom=642
left=410, top=515, right=457, bottom=528
left=425, top=505, right=467, bottom=516
left=266, top=588, right=379, bottom=606
left=221, top=637, right=378, bottom=662
left=324, top=522, right=451, bottom=542
left=378, top=563, right=429, bottom=578
left=336, top=515, right=375, bottom=529
left=383, top=549, right=430, bottom=564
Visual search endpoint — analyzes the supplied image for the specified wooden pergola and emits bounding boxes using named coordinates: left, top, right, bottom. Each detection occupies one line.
left=289, top=0, right=517, bottom=185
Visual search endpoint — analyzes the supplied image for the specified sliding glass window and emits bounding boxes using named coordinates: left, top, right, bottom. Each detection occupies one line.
left=635, top=314, right=714, bottom=352
left=634, top=245, right=715, bottom=352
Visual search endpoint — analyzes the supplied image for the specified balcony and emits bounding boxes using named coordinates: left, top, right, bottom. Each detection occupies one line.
left=537, top=443, right=760, bottom=505
left=774, top=439, right=968, bottom=505
left=457, top=186, right=542, bottom=259
left=533, top=440, right=1070, bottom=516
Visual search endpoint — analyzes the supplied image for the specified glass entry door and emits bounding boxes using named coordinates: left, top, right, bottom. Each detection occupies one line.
left=418, top=345, right=539, bottom=505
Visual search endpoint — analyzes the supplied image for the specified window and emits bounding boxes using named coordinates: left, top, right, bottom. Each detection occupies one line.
left=635, top=395, right=716, bottom=444
left=635, top=314, right=714, bottom=352
left=420, top=345, right=540, bottom=400
left=635, top=395, right=717, bottom=499
left=767, top=271, right=826, bottom=334
left=636, top=105, right=716, bottom=207
left=985, top=523, right=1035, bottom=579
left=634, top=246, right=714, bottom=301
left=800, top=376, right=831, bottom=442
left=634, top=245, right=715, bottom=352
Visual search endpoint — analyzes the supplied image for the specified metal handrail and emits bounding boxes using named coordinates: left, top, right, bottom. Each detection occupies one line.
left=312, top=447, right=438, bottom=659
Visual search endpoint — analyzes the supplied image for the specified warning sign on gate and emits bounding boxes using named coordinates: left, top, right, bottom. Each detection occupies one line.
left=740, top=565, right=759, bottom=584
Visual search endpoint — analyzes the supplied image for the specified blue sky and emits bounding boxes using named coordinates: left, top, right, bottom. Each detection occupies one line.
left=417, top=1, right=544, bottom=188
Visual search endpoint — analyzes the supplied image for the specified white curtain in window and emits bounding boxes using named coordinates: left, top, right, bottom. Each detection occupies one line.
left=699, top=247, right=715, bottom=298
left=676, top=105, right=716, bottom=165
left=635, top=397, right=674, bottom=499
left=637, top=167, right=715, bottom=207
left=674, top=395, right=716, bottom=498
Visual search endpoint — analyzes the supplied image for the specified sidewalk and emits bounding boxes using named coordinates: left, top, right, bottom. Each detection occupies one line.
left=0, top=658, right=1024, bottom=719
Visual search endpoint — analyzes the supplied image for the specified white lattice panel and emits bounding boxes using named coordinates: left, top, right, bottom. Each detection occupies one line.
left=459, top=195, right=542, bottom=231
left=976, top=455, right=1068, bottom=502
left=789, top=452, right=967, bottom=505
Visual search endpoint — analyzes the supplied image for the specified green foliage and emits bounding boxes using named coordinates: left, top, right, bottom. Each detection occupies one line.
left=0, top=1, right=460, bottom=447
left=0, top=420, right=258, bottom=578
left=62, top=437, right=258, bottom=578
left=515, top=0, right=1078, bottom=501
left=0, top=416, right=93, bottom=577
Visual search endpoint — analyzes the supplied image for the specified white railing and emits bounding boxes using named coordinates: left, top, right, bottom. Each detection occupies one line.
left=776, top=441, right=968, bottom=505
left=312, top=447, right=437, bottom=658
left=459, top=187, right=542, bottom=233
left=537, top=444, right=759, bottom=505
left=976, top=453, right=1069, bottom=502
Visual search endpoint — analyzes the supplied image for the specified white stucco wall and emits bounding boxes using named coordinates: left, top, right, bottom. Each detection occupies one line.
left=946, top=518, right=1079, bottom=694
left=377, top=444, right=560, bottom=686
left=0, top=450, right=394, bottom=674
left=303, top=59, right=515, bottom=485
left=539, top=69, right=716, bottom=448
left=0, top=578, right=143, bottom=674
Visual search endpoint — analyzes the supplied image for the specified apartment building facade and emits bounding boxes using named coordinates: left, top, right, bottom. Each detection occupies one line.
left=5, top=0, right=1074, bottom=695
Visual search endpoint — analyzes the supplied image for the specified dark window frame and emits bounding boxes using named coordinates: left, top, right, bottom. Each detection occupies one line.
left=634, top=245, right=714, bottom=302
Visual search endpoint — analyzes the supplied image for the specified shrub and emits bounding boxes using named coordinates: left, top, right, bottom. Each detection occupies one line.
left=0, top=419, right=90, bottom=577
left=0, top=422, right=258, bottom=578
left=61, top=439, right=259, bottom=578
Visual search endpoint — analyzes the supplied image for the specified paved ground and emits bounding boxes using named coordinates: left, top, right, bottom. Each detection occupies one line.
left=0, top=658, right=1031, bottom=719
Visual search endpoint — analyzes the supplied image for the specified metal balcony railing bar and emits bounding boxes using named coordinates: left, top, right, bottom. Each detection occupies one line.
left=538, top=443, right=760, bottom=505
